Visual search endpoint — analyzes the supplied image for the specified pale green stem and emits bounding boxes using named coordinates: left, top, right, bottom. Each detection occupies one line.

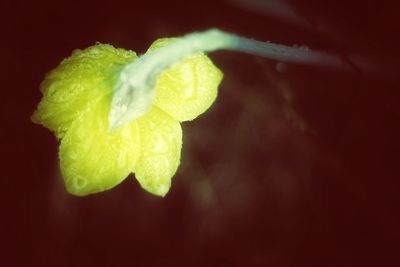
left=109, top=28, right=343, bottom=130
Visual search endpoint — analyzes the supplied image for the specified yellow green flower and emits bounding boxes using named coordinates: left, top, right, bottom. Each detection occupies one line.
left=32, top=39, right=223, bottom=197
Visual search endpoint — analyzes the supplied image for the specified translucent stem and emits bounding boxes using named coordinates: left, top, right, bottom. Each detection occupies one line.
left=109, top=29, right=343, bottom=130
left=226, top=32, right=342, bottom=67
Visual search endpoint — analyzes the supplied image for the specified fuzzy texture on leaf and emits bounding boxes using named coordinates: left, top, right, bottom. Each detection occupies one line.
left=149, top=38, right=222, bottom=122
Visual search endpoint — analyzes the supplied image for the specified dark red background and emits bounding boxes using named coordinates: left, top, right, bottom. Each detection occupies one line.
left=6, top=0, right=400, bottom=266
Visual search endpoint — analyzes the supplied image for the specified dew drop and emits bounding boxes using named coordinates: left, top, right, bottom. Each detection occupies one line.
left=152, top=139, right=167, bottom=153
left=299, top=45, right=309, bottom=51
left=183, top=86, right=196, bottom=100
left=74, top=177, right=87, bottom=189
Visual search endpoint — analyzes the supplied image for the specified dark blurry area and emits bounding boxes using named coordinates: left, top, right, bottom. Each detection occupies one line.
left=5, top=0, right=400, bottom=266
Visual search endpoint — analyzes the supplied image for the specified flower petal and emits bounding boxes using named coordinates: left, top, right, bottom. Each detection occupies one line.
left=134, top=106, right=182, bottom=197
left=59, top=97, right=141, bottom=196
left=147, top=38, right=223, bottom=122
left=32, top=44, right=137, bottom=138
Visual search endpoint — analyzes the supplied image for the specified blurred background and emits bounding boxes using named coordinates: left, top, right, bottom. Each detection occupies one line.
left=6, top=0, right=400, bottom=266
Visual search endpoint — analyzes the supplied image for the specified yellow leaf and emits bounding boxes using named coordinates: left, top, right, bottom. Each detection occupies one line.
left=32, top=44, right=137, bottom=138
left=134, top=106, right=182, bottom=197
left=59, top=97, right=141, bottom=196
left=148, top=38, right=223, bottom=122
